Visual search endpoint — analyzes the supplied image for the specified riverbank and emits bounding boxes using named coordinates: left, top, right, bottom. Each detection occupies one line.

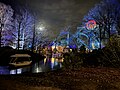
left=0, top=67, right=120, bottom=90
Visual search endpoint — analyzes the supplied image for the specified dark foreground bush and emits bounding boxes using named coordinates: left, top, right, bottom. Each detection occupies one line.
left=62, top=35, right=120, bottom=68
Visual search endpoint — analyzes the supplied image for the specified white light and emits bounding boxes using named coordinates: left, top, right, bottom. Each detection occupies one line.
left=35, top=67, right=42, bottom=73
left=38, top=26, right=45, bottom=31
left=37, top=23, right=45, bottom=31
left=17, top=68, right=22, bottom=74
left=92, top=42, right=95, bottom=49
left=10, top=70, right=16, bottom=74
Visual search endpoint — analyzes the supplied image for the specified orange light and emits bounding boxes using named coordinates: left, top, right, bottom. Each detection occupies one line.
left=86, top=20, right=96, bottom=30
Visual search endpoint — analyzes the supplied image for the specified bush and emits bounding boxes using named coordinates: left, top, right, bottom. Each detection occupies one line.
left=62, top=52, right=84, bottom=69
left=61, top=35, right=120, bottom=68
left=99, top=35, right=120, bottom=67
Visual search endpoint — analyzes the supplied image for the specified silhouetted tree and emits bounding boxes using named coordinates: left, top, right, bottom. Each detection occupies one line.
left=83, top=0, right=120, bottom=46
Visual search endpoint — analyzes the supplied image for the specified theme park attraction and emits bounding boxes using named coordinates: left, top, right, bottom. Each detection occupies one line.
left=50, top=20, right=101, bottom=53
left=75, top=20, right=100, bottom=50
left=42, top=19, right=118, bottom=57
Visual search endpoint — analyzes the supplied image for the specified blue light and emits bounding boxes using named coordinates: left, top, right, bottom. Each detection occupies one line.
left=29, top=45, right=32, bottom=48
left=69, top=45, right=77, bottom=49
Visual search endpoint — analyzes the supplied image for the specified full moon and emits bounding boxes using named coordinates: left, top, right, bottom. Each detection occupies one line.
left=37, top=24, right=45, bottom=31
left=38, top=26, right=45, bottom=31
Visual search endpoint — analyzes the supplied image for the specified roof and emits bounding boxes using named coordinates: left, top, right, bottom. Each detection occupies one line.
left=10, top=54, right=31, bottom=57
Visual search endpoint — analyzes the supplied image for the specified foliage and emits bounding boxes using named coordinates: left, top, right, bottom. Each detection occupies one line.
left=62, top=35, right=120, bottom=68
left=0, top=2, right=14, bottom=47
left=83, top=35, right=120, bottom=67
left=79, top=45, right=86, bottom=53
left=100, top=35, right=120, bottom=67
left=0, top=2, right=50, bottom=50
left=62, top=52, right=85, bottom=69
left=82, top=0, right=120, bottom=49
left=14, top=6, right=34, bottom=50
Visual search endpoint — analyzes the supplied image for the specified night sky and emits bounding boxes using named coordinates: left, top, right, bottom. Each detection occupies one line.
left=0, top=0, right=101, bottom=39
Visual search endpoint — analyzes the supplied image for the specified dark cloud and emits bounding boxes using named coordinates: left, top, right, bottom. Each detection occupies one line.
left=1, top=0, right=101, bottom=39
left=26, top=0, right=101, bottom=38
left=27, top=0, right=101, bottom=21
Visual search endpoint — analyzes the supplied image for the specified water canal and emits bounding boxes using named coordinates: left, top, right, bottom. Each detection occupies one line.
left=0, top=57, right=63, bottom=75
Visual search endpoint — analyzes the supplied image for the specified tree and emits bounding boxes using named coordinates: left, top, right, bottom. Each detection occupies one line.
left=21, top=9, right=34, bottom=50
left=83, top=0, right=120, bottom=47
left=79, top=45, right=86, bottom=53
left=33, top=26, right=52, bottom=50
left=13, top=5, right=48, bottom=51
left=0, top=2, right=14, bottom=47
left=100, top=35, right=120, bottom=67
left=14, top=6, right=34, bottom=50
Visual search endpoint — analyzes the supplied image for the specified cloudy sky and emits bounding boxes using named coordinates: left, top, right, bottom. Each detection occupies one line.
left=1, top=0, right=101, bottom=39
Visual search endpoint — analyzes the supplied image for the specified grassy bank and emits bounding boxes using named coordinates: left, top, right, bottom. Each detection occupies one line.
left=0, top=67, right=120, bottom=90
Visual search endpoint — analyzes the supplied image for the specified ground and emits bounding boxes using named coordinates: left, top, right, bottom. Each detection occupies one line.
left=0, top=67, right=120, bottom=90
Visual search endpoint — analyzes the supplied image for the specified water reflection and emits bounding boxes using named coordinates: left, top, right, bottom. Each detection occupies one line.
left=10, top=68, right=22, bottom=74
left=0, top=57, right=63, bottom=75
left=0, top=66, right=9, bottom=75
left=32, top=61, right=44, bottom=73
left=10, top=66, right=31, bottom=74
left=44, top=57, right=62, bottom=70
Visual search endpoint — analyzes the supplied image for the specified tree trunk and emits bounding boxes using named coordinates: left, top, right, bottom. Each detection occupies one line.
left=17, top=22, right=21, bottom=50
left=0, top=27, right=1, bottom=48
left=99, top=25, right=102, bottom=49
left=32, top=23, right=35, bottom=52
left=0, top=23, right=4, bottom=48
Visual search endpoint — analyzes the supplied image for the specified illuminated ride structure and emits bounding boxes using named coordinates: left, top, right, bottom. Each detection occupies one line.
left=51, top=20, right=117, bottom=51
left=51, top=20, right=100, bottom=51
left=74, top=26, right=100, bottom=50
left=51, top=30, right=72, bottom=53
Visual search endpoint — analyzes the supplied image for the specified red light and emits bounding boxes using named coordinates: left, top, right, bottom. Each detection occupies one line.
left=86, top=20, right=96, bottom=30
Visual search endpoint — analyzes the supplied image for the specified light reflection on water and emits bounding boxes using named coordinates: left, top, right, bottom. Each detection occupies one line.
left=0, top=57, right=63, bottom=75
left=44, top=58, right=62, bottom=70
left=10, top=68, right=22, bottom=74
left=0, top=66, right=9, bottom=74
left=10, top=67, right=31, bottom=74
